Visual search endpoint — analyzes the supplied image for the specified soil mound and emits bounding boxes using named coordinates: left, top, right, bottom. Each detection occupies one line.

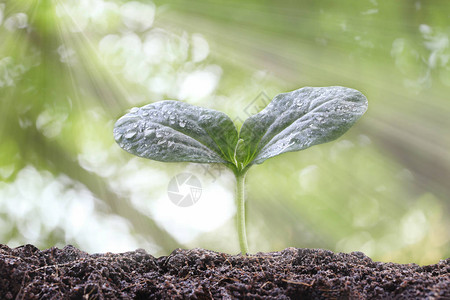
left=0, top=244, right=448, bottom=299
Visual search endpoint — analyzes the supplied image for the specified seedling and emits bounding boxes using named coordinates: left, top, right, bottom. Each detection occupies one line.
left=114, top=86, right=368, bottom=254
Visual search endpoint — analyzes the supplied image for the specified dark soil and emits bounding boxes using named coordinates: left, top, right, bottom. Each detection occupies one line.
left=0, top=244, right=448, bottom=299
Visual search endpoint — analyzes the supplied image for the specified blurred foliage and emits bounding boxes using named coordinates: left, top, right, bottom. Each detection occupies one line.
left=0, top=0, right=449, bottom=264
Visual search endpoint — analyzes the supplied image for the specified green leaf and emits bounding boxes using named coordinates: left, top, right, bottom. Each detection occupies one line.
left=114, top=101, right=238, bottom=164
left=237, top=86, right=368, bottom=166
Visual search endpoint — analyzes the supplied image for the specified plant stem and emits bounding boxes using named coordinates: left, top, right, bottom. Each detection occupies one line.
left=235, top=169, right=249, bottom=255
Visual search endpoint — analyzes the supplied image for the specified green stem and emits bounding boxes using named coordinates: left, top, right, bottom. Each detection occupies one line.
left=235, top=169, right=249, bottom=255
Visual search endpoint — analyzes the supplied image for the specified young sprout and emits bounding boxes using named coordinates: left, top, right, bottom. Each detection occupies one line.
left=114, top=86, right=368, bottom=254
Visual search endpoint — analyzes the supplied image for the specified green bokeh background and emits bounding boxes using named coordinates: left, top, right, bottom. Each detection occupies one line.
left=0, top=0, right=449, bottom=265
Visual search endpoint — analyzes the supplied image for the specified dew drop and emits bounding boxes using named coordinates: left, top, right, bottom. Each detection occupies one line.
left=115, top=115, right=139, bottom=127
left=130, top=107, right=139, bottom=113
left=144, top=128, right=155, bottom=137
left=124, top=131, right=137, bottom=139
left=113, top=131, right=123, bottom=141
left=179, top=120, right=186, bottom=128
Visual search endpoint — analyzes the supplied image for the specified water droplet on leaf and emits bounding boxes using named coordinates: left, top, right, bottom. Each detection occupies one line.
left=144, top=128, right=155, bottom=137
left=113, top=131, right=123, bottom=141
left=124, top=131, right=137, bottom=139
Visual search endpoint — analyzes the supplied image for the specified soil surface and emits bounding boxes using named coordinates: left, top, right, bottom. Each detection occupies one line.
left=0, top=244, right=448, bottom=299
